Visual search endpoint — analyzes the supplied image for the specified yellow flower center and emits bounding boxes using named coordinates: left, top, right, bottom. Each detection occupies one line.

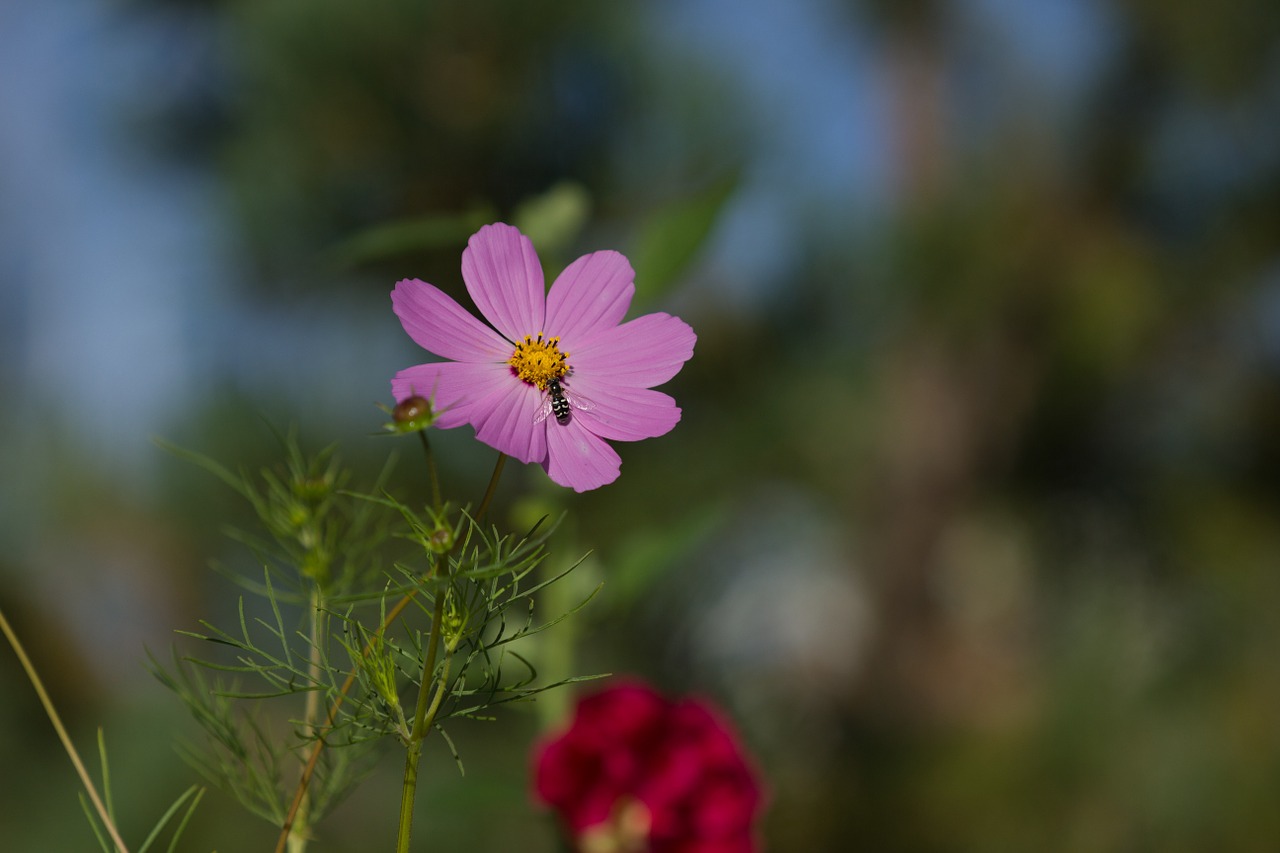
left=507, top=333, right=569, bottom=390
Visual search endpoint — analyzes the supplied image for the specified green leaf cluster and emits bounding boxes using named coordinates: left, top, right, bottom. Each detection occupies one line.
left=152, top=436, right=600, bottom=837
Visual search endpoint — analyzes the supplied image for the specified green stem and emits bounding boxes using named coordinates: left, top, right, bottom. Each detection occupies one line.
left=394, top=570, right=450, bottom=853
left=417, top=429, right=442, bottom=514
left=394, top=597, right=455, bottom=853
left=410, top=589, right=448, bottom=740
left=396, top=739, right=424, bottom=852
left=287, top=587, right=325, bottom=853
left=0, top=606, right=131, bottom=853
left=474, top=452, right=507, bottom=523
left=394, top=451, right=505, bottom=853
left=276, top=597, right=415, bottom=853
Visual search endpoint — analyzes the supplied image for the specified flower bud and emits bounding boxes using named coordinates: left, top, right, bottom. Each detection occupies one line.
left=442, top=599, right=466, bottom=647
left=397, top=395, right=431, bottom=422
left=426, top=523, right=453, bottom=554
left=381, top=394, right=437, bottom=434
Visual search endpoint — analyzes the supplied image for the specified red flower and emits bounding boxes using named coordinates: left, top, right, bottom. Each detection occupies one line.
left=533, top=682, right=765, bottom=852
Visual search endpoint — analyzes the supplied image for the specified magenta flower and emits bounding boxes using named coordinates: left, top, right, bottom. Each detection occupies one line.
left=391, top=223, right=695, bottom=492
left=533, top=681, right=766, bottom=853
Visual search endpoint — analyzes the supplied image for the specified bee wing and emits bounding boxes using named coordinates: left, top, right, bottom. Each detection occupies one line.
left=563, top=387, right=596, bottom=413
left=532, top=395, right=555, bottom=424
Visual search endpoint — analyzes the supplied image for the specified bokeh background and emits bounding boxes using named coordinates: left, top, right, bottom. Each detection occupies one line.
left=4, top=0, right=1280, bottom=850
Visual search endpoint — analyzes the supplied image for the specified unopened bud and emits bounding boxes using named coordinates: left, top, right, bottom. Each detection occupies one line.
left=394, top=396, right=431, bottom=424
left=383, top=395, right=437, bottom=435
left=427, top=524, right=453, bottom=554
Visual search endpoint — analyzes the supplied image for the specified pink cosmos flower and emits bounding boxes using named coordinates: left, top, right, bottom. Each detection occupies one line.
left=532, top=681, right=765, bottom=852
left=391, top=223, right=696, bottom=492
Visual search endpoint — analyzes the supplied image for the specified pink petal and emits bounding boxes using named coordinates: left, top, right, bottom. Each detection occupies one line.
left=570, top=312, right=696, bottom=389
left=471, top=379, right=547, bottom=465
left=543, top=420, right=622, bottom=492
left=461, top=223, right=545, bottom=342
left=545, top=250, right=635, bottom=348
left=568, top=380, right=682, bottom=442
left=392, top=278, right=511, bottom=363
left=391, top=361, right=511, bottom=429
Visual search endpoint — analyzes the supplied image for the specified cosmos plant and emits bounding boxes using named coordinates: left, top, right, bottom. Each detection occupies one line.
left=391, top=222, right=696, bottom=492
left=2, top=221, right=769, bottom=853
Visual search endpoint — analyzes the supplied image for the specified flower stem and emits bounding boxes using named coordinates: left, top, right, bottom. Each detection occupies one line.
left=409, top=580, right=449, bottom=741
left=0, top=605, right=131, bottom=853
left=394, top=581, right=455, bottom=853
left=275, top=594, right=418, bottom=853
left=418, top=429, right=442, bottom=513
left=475, top=452, right=507, bottom=523
left=393, top=451, right=505, bottom=852
left=285, top=587, right=326, bottom=853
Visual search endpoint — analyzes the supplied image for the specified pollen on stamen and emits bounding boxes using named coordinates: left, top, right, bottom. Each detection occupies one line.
left=508, top=332, right=570, bottom=390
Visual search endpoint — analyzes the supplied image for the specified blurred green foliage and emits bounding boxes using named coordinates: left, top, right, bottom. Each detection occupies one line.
left=6, top=0, right=1280, bottom=850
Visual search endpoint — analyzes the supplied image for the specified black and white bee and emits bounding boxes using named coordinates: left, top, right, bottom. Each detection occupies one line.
left=534, top=377, right=595, bottom=426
